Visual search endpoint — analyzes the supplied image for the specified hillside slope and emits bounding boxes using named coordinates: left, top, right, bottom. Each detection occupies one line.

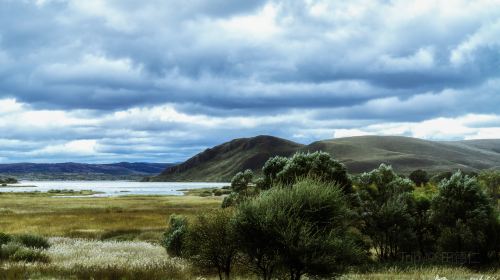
left=154, top=135, right=500, bottom=182
left=306, top=136, right=500, bottom=174
left=153, top=135, right=304, bottom=181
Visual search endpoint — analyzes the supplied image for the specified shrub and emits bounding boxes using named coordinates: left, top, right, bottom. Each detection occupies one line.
left=1, top=242, right=21, bottom=261
left=234, top=178, right=364, bottom=280
left=356, top=164, right=418, bottom=260
left=0, top=232, right=12, bottom=246
left=162, top=214, right=188, bottom=257
left=14, top=234, right=50, bottom=249
left=431, top=171, right=500, bottom=262
left=409, top=169, right=429, bottom=186
left=263, top=152, right=352, bottom=193
left=231, top=169, right=253, bottom=193
left=184, top=209, right=238, bottom=280
left=10, top=247, right=50, bottom=263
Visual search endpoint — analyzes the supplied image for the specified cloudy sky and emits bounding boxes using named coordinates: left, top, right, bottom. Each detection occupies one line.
left=1, top=0, right=500, bottom=163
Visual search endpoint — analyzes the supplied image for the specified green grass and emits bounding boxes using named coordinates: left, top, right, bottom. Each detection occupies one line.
left=0, top=191, right=498, bottom=279
left=0, top=192, right=222, bottom=241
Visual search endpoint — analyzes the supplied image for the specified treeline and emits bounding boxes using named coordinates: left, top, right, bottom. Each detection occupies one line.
left=163, top=152, right=500, bottom=280
left=0, top=176, right=17, bottom=185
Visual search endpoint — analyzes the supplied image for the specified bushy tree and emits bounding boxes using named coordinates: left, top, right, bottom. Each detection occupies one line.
left=230, top=169, right=253, bottom=193
left=162, top=214, right=188, bottom=257
left=478, top=170, right=500, bottom=203
left=234, top=178, right=364, bottom=280
left=184, top=209, right=239, bottom=280
left=411, top=193, right=436, bottom=256
left=430, top=171, right=453, bottom=185
left=409, top=169, right=429, bottom=187
left=262, top=156, right=288, bottom=185
left=356, top=164, right=417, bottom=260
left=223, top=170, right=256, bottom=208
left=263, top=152, right=352, bottom=193
left=431, top=171, right=500, bottom=262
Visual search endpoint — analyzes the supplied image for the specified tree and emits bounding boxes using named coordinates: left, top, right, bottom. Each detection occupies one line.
left=431, top=171, right=500, bottom=262
left=409, top=169, right=429, bottom=187
left=184, top=209, right=239, bottom=280
left=223, top=170, right=256, bottom=208
left=478, top=170, right=500, bottom=204
left=162, top=214, right=188, bottom=257
left=410, top=193, right=436, bottom=256
left=430, top=171, right=453, bottom=185
left=234, top=178, right=364, bottom=280
left=262, top=156, right=289, bottom=185
left=356, top=164, right=417, bottom=260
left=263, top=152, right=352, bottom=193
left=230, top=169, right=253, bottom=193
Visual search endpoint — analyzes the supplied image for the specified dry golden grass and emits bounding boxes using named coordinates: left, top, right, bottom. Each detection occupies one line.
left=0, top=192, right=222, bottom=240
left=341, top=266, right=500, bottom=279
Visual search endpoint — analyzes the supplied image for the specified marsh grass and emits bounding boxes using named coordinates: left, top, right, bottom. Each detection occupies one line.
left=0, top=193, right=222, bottom=240
left=0, top=238, right=191, bottom=280
left=340, top=266, right=500, bottom=279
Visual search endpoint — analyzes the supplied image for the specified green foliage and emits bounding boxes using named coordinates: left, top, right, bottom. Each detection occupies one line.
left=14, top=234, right=50, bottom=249
left=430, top=171, right=453, bottom=185
left=0, top=176, right=17, bottom=184
left=234, top=178, right=364, bottom=280
left=221, top=192, right=236, bottom=208
left=162, top=214, right=188, bottom=257
left=9, top=247, right=50, bottom=263
left=0, top=233, right=12, bottom=246
left=263, top=151, right=352, bottom=193
left=356, top=164, right=418, bottom=260
left=262, top=156, right=288, bottom=184
left=230, top=169, right=253, bottom=193
left=431, top=171, right=500, bottom=262
left=411, top=192, right=436, bottom=256
left=184, top=209, right=238, bottom=280
left=478, top=170, right=500, bottom=201
left=409, top=169, right=429, bottom=187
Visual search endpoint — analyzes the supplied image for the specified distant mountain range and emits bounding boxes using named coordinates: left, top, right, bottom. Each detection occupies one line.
left=152, top=135, right=500, bottom=182
left=0, top=162, right=174, bottom=178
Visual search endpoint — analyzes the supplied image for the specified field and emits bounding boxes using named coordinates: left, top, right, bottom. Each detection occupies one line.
left=0, top=192, right=222, bottom=241
left=0, top=192, right=498, bottom=279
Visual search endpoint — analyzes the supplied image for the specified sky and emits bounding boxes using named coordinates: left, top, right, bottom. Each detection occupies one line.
left=1, top=0, right=500, bottom=163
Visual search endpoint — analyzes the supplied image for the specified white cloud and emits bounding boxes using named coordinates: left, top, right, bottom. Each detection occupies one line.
left=35, top=139, right=99, bottom=156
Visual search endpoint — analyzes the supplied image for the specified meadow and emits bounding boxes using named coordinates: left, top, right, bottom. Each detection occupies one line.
left=0, top=190, right=499, bottom=279
left=0, top=192, right=222, bottom=241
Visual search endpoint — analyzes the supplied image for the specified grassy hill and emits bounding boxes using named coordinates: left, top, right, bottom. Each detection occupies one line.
left=153, top=135, right=304, bottom=182
left=153, top=135, right=500, bottom=182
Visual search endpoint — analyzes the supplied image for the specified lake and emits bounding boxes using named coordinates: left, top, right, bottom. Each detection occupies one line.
left=0, top=181, right=229, bottom=197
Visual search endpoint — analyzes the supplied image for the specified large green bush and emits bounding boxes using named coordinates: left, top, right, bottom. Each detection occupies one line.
left=184, top=209, right=239, bottom=280
left=263, top=152, right=352, bottom=193
left=162, top=214, right=188, bottom=257
left=431, top=171, right=500, bottom=262
left=234, top=178, right=364, bottom=280
left=356, top=164, right=418, bottom=260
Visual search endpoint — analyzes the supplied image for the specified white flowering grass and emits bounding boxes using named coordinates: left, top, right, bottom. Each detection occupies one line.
left=1, top=237, right=191, bottom=279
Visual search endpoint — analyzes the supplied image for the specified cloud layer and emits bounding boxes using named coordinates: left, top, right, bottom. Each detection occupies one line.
left=1, top=0, right=500, bottom=162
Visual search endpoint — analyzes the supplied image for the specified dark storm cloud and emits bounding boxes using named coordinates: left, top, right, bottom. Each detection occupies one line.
left=1, top=0, right=500, bottom=162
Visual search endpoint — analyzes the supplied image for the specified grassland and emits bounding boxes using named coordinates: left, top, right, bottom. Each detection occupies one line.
left=0, top=192, right=222, bottom=241
left=0, top=192, right=498, bottom=279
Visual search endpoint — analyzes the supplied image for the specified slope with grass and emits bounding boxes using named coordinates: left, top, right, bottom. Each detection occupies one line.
left=154, top=135, right=500, bottom=181
left=153, top=135, right=304, bottom=181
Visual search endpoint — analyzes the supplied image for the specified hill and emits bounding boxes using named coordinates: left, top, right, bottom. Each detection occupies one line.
left=153, top=135, right=304, bottom=181
left=153, top=135, right=500, bottom=182
left=0, top=162, right=174, bottom=180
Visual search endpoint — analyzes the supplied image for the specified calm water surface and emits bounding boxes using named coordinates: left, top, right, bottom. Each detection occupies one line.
left=0, top=181, right=228, bottom=197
